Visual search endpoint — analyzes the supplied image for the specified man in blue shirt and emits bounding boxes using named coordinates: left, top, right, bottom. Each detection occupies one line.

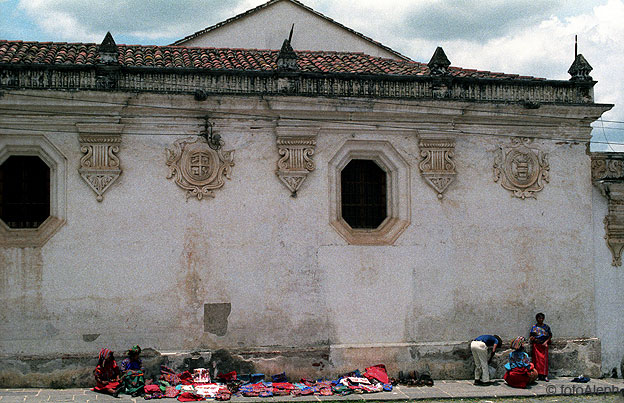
left=471, top=334, right=502, bottom=385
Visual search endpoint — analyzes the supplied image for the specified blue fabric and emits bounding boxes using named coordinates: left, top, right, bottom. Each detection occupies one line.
left=504, top=351, right=531, bottom=371
left=474, top=335, right=498, bottom=346
left=120, top=358, right=142, bottom=371
left=530, top=324, right=551, bottom=343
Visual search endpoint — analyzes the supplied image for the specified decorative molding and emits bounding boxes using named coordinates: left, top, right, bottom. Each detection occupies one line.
left=418, top=138, right=456, bottom=199
left=166, top=136, right=234, bottom=200
left=276, top=136, right=316, bottom=197
left=78, top=132, right=122, bottom=202
left=591, top=154, right=623, bottom=183
left=591, top=153, right=624, bottom=266
left=0, top=69, right=597, bottom=104
left=493, top=137, right=549, bottom=199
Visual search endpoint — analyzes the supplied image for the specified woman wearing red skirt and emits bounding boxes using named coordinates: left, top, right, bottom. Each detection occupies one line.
left=529, top=313, right=552, bottom=381
left=503, top=336, right=538, bottom=388
left=92, top=348, right=122, bottom=397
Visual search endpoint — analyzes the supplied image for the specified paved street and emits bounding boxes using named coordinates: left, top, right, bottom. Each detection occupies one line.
left=0, top=377, right=623, bottom=402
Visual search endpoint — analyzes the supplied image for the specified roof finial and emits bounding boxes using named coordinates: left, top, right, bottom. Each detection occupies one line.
left=276, top=24, right=298, bottom=71
left=568, top=36, right=593, bottom=81
left=428, top=46, right=451, bottom=76
left=98, top=32, right=118, bottom=64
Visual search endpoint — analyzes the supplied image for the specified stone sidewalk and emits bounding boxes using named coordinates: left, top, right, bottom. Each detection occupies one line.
left=0, top=377, right=623, bottom=402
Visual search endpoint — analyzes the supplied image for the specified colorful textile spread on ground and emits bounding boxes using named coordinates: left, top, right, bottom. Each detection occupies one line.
left=138, top=364, right=397, bottom=401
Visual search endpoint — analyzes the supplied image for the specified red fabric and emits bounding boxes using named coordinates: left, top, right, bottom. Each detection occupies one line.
left=144, top=384, right=161, bottom=393
left=504, top=367, right=530, bottom=388
left=179, top=371, right=194, bottom=385
left=92, top=381, right=120, bottom=392
left=364, top=364, right=389, bottom=384
left=217, top=371, right=237, bottom=381
left=532, top=343, right=549, bottom=376
left=165, top=386, right=179, bottom=398
left=177, top=392, right=205, bottom=401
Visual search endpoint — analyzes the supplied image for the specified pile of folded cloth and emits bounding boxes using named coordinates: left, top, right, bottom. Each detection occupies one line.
left=143, top=364, right=394, bottom=401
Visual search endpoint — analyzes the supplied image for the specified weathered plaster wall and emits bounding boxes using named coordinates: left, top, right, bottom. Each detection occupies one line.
left=592, top=186, right=624, bottom=377
left=179, top=1, right=402, bottom=59
left=0, top=91, right=605, bottom=381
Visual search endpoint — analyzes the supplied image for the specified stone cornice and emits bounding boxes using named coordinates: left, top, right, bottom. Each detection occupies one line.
left=0, top=64, right=601, bottom=104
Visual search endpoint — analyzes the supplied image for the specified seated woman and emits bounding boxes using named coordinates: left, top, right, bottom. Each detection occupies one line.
left=119, top=345, right=145, bottom=396
left=503, top=337, right=538, bottom=388
left=92, top=348, right=121, bottom=397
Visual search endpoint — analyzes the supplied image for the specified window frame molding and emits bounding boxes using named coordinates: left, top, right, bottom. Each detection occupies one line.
left=328, top=140, right=410, bottom=245
left=0, top=135, right=67, bottom=247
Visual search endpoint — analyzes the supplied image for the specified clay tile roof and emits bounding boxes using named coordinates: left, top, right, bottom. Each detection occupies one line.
left=0, top=40, right=544, bottom=81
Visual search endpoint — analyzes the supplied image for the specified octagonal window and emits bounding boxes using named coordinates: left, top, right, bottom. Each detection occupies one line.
left=341, top=159, right=387, bottom=229
left=0, top=156, right=51, bottom=228
left=0, top=135, right=67, bottom=247
left=329, top=140, right=410, bottom=245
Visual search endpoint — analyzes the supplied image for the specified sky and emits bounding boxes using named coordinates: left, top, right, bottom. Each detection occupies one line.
left=1, top=0, right=623, bottom=151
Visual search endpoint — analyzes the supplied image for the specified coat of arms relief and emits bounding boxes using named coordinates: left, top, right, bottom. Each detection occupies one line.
left=166, top=136, right=234, bottom=200
left=493, top=137, right=550, bottom=199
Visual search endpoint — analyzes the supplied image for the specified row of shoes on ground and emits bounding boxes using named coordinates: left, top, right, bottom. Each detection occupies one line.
left=395, top=371, right=434, bottom=386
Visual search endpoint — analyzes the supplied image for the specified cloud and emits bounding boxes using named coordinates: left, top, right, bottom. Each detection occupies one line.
left=17, top=0, right=246, bottom=43
left=441, top=0, right=624, bottom=150
left=396, top=0, right=562, bottom=42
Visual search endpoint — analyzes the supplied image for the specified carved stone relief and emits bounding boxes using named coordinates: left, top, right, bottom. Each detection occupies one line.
left=418, top=138, right=456, bottom=199
left=166, top=136, right=234, bottom=200
left=77, top=124, right=123, bottom=202
left=276, top=136, right=316, bottom=197
left=591, top=153, right=624, bottom=266
left=493, top=137, right=549, bottom=199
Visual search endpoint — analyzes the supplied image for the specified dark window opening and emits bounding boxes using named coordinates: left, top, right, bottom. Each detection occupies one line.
left=341, top=159, right=387, bottom=229
left=0, top=156, right=50, bottom=228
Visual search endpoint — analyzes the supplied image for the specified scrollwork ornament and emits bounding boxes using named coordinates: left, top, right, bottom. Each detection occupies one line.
left=78, top=134, right=122, bottom=202
left=275, top=136, right=316, bottom=197
left=493, top=137, right=549, bottom=199
left=166, top=136, right=234, bottom=200
left=418, top=138, right=456, bottom=199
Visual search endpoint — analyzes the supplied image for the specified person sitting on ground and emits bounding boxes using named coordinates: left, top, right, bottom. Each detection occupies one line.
left=92, top=348, right=122, bottom=397
left=529, top=312, right=552, bottom=381
left=470, top=334, right=502, bottom=385
left=503, top=336, right=538, bottom=388
left=119, top=345, right=145, bottom=396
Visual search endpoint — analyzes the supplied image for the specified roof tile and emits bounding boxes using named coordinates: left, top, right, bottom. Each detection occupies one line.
left=0, top=40, right=542, bottom=80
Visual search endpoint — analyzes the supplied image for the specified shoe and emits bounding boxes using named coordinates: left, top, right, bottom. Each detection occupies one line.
left=474, top=379, right=486, bottom=386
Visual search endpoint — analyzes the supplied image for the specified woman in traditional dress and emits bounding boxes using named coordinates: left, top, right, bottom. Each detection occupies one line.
left=92, top=348, right=121, bottom=397
left=529, top=312, right=552, bottom=381
left=503, top=336, right=538, bottom=388
left=120, top=345, right=145, bottom=396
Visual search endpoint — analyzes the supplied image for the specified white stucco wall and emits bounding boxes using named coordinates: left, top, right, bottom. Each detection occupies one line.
left=178, top=1, right=403, bottom=60
left=592, top=186, right=624, bottom=376
left=0, top=91, right=605, bottom=366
